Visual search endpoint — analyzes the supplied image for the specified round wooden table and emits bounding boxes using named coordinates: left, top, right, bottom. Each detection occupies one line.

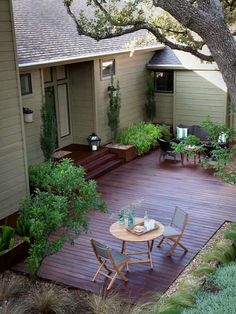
left=110, top=218, right=164, bottom=269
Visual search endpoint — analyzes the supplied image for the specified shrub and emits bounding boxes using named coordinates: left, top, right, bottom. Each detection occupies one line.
left=156, top=124, right=172, bottom=141
left=183, top=263, right=236, bottom=314
left=203, top=240, right=236, bottom=265
left=107, top=76, right=121, bottom=142
left=19, top=191, right=68, bottom=275
left=22, top=159, right=107, bottom=275
left=145, top=72, right=156, bottom=122
left=40, top=91, right=57, bottom=161
left=23, top=284, right=77, bottom=314
left=0, top=273, right=27, bottom=302
left=28, top=161, right=53, bottom=188
left=201, top=117, right=232, bottom=144
left=117, top=122, right=159, bottom=155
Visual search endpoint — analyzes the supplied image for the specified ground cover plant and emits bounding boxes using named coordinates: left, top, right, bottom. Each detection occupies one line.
left=117, top=122, right=171, bottom=155
left=150, top=222, right=236, bottom=314
left=183, top=263, right=236, bottom=314
left=22, top=159, right=107, bottom=275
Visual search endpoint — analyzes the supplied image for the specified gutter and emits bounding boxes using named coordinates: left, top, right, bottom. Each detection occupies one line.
left=19, top=44, right=165, bottom=70
left=146, top=64, right=219, bottom=71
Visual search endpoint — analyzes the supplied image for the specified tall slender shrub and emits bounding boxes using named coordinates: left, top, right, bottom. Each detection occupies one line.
left=40, top=91, right=57, bottom=161
left=107, top=76, right=121, bottom=143
left=145, top=72, right=156, bottom=122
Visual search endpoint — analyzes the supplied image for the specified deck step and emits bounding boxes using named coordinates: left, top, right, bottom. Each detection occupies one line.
left=84, top=153, right=117, bottom=173
left=86, top=159, right=123, bottom=180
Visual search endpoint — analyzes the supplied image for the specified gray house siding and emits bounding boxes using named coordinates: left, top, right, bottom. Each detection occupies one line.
left=0, top=0, right=28, bottom=219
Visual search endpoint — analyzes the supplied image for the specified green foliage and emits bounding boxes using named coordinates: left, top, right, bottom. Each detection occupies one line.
left=40, top=91, right=57, bottom=161
left=201, top=117, right=232, bottom=144
left=16, top=217, right=32, bottom=243
left=202, top=144, right=236, bottom=185
left=22, top=159, right=106, bottom=275
left=183, top=135, right=200, bottom=146
left=145, top=72, right=156, bottom=122
left=157, top=291, right=197, bottom=314
left=203, top=240, right=236, bottom=265
left=183, top=263, right=236, bottom=314
left=28, top=161, right=53, bottom=188
left=0, top=226, right=15, bottom=256
left=107, top=76, right=121, bottom=142
left=156, top=124, right=172, bottom=141
left=19, top=191, right=68, bottom=274
left=117, top=122, right=159, bottom=155
left=192, top=264, right=215, bottom=277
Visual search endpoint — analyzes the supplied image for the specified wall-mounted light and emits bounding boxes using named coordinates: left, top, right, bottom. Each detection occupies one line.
left=23, top=107, right=34, bottom=123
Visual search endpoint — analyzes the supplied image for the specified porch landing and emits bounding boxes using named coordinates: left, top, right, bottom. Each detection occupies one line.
left=14, top=150, right=236, bottom=302
left=54, top=144, right=123, bottom=179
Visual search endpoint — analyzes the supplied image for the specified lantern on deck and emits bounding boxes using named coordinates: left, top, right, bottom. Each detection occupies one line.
left=87, top=133, right=101, bottom=151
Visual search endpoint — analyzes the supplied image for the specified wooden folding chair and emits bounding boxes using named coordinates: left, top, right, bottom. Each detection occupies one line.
left=157, top=207, right=189, bottom=257
left=90, top=239, right=129, bottom=290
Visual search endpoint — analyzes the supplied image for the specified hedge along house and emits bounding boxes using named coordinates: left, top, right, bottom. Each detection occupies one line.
left=147, top=47, right=231, bottom=129
left=12, top=0, right=163, bottom=166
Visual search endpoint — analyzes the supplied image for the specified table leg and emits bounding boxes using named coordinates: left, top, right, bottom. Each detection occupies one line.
left=147, top=241, right=153, bottom=270
left=121, top=241, right=126, bottom=254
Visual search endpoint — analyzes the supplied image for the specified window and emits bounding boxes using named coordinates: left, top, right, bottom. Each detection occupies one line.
left=101, top=59, right=115, bottom=79
left=20, top=73, right=32, bottom=95
left=154, top=71, right=173, bottom=93
left=43, top=67, right=53, bottom=83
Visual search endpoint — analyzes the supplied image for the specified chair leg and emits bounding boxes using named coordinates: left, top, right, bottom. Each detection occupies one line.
left=157, top=237, right=164, bottom=248
left=92, top=261, right=106, bottom=282
left=107, top=272, right=119, bottom=290
left=168, top=241, right=179, bottom=257
left=178, top=242, right=189, bottom=252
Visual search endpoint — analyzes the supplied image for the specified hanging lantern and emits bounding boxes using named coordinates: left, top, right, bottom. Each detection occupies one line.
left=87, top=133, right=101, bottom=151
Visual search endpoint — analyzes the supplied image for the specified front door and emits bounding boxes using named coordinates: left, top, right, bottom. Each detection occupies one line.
left=43, top=66, right=72, bottom=148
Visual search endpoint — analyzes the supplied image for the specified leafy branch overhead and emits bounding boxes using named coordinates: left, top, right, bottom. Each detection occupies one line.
left=65, top=0, right=234, bottom=61
left=65, top=0, right=236, bottom=109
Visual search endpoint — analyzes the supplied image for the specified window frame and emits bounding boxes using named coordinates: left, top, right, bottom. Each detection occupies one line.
left=154, top=70, right=174, bottom=94
left=20, top=73, right=32, bottom=96
left=100, top=59, right=116, bottom=80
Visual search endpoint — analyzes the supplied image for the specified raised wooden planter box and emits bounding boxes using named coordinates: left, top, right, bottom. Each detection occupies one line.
left=0, top=240, right=29, bottom=273
left=106, top=144, right=137, bottom=162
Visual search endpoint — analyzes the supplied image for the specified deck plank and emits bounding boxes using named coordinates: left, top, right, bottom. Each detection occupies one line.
left=13, top=150, right=236, bottom=302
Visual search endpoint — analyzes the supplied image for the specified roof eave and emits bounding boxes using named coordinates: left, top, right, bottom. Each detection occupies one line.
left=19, top=44, right=165, bottom=70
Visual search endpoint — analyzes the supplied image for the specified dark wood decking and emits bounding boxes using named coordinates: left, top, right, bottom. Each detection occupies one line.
left=14, top=150, right=236, bottom=302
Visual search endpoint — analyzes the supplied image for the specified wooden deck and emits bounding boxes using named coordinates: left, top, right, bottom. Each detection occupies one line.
left=14, top=150, right=236, bottom=302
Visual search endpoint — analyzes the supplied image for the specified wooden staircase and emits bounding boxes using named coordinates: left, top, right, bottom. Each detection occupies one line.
left=56, top=145, right=124, bottom=180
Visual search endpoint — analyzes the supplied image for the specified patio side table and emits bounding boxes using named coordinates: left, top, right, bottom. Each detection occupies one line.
left=110, top=218, right=164, bottom=269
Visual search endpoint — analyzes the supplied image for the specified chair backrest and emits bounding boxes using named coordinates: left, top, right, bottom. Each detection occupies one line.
left=90, top=239, right=110, bottom=260
left=171, top=207, right=188, bottom=231
left=157, top=138, right=172, bottom=152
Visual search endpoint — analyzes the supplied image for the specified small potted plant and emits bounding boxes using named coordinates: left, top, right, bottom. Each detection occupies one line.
left=23, top=107, right=34, bottom=123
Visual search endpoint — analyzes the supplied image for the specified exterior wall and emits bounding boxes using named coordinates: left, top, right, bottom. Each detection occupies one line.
left=0, top=0, right=28, bottom=219
left=174, top=70, right=227, bottom=127
left=154, top=93, right=173, bottom=125
left=21, top=69, right=44, bottom=165
left=69, top=61, right=95, bottom=144
left=93, top=51, right=154, bottom=143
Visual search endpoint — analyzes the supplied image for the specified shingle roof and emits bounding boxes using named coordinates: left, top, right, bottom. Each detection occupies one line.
left=12, top=0, right=159, bottom=67
left=147, top=46, right=218, bottom=70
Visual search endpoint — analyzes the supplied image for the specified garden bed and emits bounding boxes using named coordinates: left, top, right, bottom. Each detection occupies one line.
left=0, top=239, right=29, bottom=273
